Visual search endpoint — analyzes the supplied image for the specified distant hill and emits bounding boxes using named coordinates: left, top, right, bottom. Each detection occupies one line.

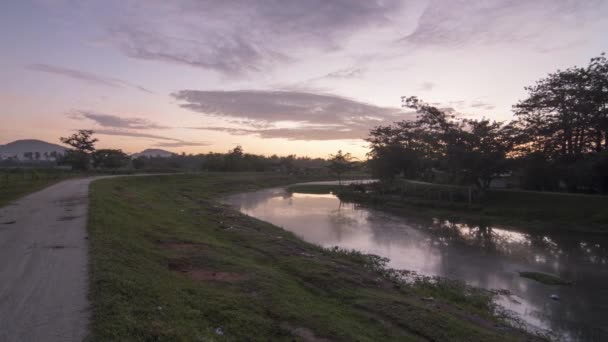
left=131, top=148, right=175, bottom=158
left=0, top=139, right=67, bottom=161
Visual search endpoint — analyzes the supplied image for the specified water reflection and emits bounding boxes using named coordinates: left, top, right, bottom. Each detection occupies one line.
left=224, top=188, right=608, bottom=341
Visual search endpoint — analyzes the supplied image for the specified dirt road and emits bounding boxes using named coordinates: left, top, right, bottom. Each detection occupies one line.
left=0, top=176, right=110, bottom=342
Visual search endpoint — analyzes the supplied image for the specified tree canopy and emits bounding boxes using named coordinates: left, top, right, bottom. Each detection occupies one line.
left=367, top=54, right=608, bottom=194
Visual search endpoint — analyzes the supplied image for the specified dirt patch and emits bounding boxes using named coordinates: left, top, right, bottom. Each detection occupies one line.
left=168, top=259, right=248, bottom=282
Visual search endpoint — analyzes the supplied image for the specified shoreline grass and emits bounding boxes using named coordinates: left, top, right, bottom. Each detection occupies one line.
left=519, top=272, right=572, bottom=286
left=87, top=173, right=539, bottom=341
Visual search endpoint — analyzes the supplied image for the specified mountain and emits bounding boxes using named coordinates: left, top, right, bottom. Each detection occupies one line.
left=0, top=139, right=67, bottom=160
left=131, top=148, right=175, bottom=158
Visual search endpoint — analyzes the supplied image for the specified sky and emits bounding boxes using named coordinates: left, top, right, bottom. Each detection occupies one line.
left=1, top=0, right=607, bottom=158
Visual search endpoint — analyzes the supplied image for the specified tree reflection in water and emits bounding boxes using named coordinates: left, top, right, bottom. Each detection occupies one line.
left=224, top=188, right=608, bottom=342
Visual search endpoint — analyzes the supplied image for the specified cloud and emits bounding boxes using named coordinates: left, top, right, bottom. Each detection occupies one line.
left=189, top=126, right=372, bottom=141
left=418, top=82, right=435, bottom=91
left=93, top=129, right=209, bottom=146
left=470, top=100, right=496, bottom=111
left=324, top=67, right=365, bottom=79
left=93, top=129, right=180, bottom=141
left=25, top=64, right=153, bottom=93
left=96, top=0, right=404, bottom=75
left=68, top=111, right=208, bottom=146
left=69, top=110, right=167, bottom=129
left=402, top=1, right=606, bottom=50
left=173, top=90, right=401, bottom=125
left=175, top=89, right=413, bottom=140
left=153, top=141, right=210, bottom=148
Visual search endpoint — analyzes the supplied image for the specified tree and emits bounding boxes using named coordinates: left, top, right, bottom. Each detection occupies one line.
left=367, top=97, right=515, bottom=191
left=60, top=130, right=97, bottom=153
left=513, top=54, right=608, bottom=192
left=224, top=145, right=244, bottom=171
left=452, top=119, right=516, bottom=191
left=328, top=150, right=355, bottom=185
left=59, top=130, right=98, bottom=170
left=514, top=55, right=608, bottom=159
left=92, top=149, right=129, bottom=169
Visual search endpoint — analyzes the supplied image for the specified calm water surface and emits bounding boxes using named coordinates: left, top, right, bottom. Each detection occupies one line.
left=224, top=186, right=608, bottom=341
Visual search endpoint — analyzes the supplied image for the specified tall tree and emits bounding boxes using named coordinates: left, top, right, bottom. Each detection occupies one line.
left=368, top=97, right=515, bottom=191
left=60, top=130, right=98, bottom=170
left=513, top=54, right=608, bottom=192
left=514, top=54, right=608, bottom=160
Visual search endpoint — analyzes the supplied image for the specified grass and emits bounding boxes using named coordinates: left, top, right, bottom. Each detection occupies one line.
left=289, top=182, right=608, bottom=234
left=483, top=189, right=608, bottom=226
left=87, top=173, right=540, bottom=341
left=0, top=169, right=75, bottom=207
left=519, top=272, right=572, bottom=286
left=0, top=168, right=183, bottom=208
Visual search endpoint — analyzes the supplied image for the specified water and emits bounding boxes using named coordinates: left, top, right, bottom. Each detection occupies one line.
left=224, top=186, right=608, bottom=341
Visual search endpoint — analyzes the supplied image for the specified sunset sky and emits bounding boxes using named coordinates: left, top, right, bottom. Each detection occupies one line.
left=2, top=0, right=607, bottom=158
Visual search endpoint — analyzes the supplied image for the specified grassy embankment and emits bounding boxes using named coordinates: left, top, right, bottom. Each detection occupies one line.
left=0, top=168, right=184, bottom=208
left=88, top=173, right=540, bottom=341
left=289, top=181, right=608, bottom=233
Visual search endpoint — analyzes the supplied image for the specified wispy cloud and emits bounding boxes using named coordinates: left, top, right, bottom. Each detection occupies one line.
left=25, top=64, right=154, bottom=94
left=93, top=129, right=179, bottom=141
left=470, top=100, right=496, bottom=111
left=68, top=110, right=208, bottom=146
left=69, top=110, right=167, bottom=129
left=418, top=82, right=435, bottom=91
left=324, top=67, right=365, bottom=79
left=189, top=126, right=372, bottom=141
left=98, top=0, right=404, bottom=76
left=93, top=129, right=208, bottom=146
left=175, top=89, right=412, bottom=140
left=153, top=141, right=210, bottom=148
left=401, top=1, right=606, bottom=51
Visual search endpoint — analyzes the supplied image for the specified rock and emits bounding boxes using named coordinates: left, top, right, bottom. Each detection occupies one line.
left=421, top=296, right=435, bottom=302
left=215, top=327, right=224, bottom=335
left=550, top=294, right=560, bottom=301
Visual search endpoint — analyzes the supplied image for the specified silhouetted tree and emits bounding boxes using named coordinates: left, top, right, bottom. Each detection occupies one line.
left=92, top=149, right=129, bottom=169
left=368, top=97, right=515, bottom=191
left=328, top=150, right=355, bottom=185
left=60, top=130, right=98, bottom=170
left=513, top=54, right=608, bottom=192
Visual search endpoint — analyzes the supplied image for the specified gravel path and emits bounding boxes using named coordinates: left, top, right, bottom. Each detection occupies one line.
left=0, top=176, right=110, bottom=342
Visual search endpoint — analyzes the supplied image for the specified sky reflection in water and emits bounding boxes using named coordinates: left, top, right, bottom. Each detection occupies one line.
left=224, top=188, right=608, bottom=341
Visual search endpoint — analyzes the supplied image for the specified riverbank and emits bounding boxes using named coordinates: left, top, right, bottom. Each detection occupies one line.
left=88, top=173, right=540, bottom=341
left=288, top=183, right=608, bottom=234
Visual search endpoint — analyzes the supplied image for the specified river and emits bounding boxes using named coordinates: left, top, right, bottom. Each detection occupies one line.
left=224, top=184, right=608, bottom=341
